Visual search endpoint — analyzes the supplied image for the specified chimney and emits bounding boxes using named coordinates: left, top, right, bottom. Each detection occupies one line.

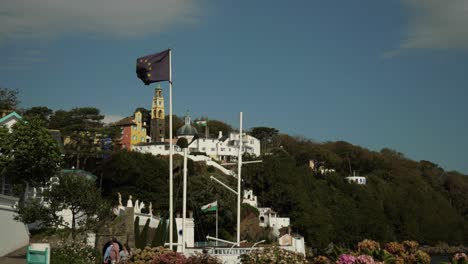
left=218, top=131, right=223, bottom=139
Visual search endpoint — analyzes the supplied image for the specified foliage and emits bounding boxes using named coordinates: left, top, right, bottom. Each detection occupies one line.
left=240, top=246, right=308, bottom=264
left=186, top=252, right=222, bottom=264
left=51, top=240, right=97, bottom=264
left=23, top=106, right=53, bottom=126
left=15, top=173, right=103, bottom=239
left=49, top=107, right=104, bottom=134
left=242, top=134, right=468, bottom=248
left=323, top=240, right=430, bottom=264
left=0, top=88, right=19, bottom=110
left=451, top=253, right=468, bottom=264
left=206, top=119, right=232, bottom=137
left=151, top=218, right=167, bottom=247
left=131, top=246, right=172, bottom=264
left=312, top=255, right=333, bottom=264
left=2, top=118, right=62, bottom=185
left=135, top=218, right=151, bottom=249
left=152, top=251, right=187, bottom=264
left=249, top=126, right=279, bottom=152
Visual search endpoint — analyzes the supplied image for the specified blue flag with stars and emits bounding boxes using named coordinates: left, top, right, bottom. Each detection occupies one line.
left=136, top=49, right=170, bottom=85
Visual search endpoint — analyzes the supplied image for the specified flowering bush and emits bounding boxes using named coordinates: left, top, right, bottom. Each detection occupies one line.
left=186, top=252, right=222, bottom=264
left=312, top=255, right=333, bottom=264
left=384, top=242, right=405, bottom=255
left=355, top=255, right=375, bottom=264
left=414, top=250, right=431, bottom=264
left=357, top=240, right=381, bottom=254
left=131, top=247, right=172, bottom=264
left=402, top=241, right=419, bottom=253
left=451, top=253, right=468, bottom=264
left=337, top=254, right=357, bottom=264
left=240, top=246, right=308, bottom=264
left=152, top=251, right=186, bottom=264
left=51, top=240, right=97, bottom=264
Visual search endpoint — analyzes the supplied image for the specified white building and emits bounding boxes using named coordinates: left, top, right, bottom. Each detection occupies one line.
left=0, top=112, right=22, bottom=132
left=243, top=190, right=290, bottom=236
left=243, top=189, right=258, bottom=208
left=133, top=131, right=260, bottom=162
left=345, top=176, right=367, bottom=185
left=258, top=208, right=290, bottom=236
left=279, top=233, right=306, bottom=256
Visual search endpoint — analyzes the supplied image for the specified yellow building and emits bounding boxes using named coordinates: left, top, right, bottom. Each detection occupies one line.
left=115, top=111, right=148, bottom=149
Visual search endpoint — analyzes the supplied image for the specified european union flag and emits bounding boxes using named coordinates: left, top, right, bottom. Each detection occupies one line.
left=136, top=49, right=170, bottom=85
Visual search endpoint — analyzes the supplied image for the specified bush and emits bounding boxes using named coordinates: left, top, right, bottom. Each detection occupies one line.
left=152, top=251, right=186, bottom=264
left=240, top=246, right=308, bottom=264
left=186, top=252, right=222, bottom=264
left=451, top=253, right=468, bottom=264
left=131, top=247, right=172, bottom=264
left=51, top=240, right=97, bottom=264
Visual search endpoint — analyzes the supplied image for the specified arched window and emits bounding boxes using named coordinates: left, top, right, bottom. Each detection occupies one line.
left=158, top=110, right=163, bottom=119
left=259, top=216, right=265, bottom=223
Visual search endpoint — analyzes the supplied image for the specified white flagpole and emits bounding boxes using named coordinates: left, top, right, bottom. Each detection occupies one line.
left=169, top=49, right=174, bottom=250
left=182, top=147, right=187, bottom=253
left=237, top=112, right=242, bottom=246
left=216, top=203, right=218, bottom=247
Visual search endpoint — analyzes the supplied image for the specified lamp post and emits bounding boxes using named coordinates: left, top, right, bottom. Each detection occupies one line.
left=176, top=114, right=198, bottom=254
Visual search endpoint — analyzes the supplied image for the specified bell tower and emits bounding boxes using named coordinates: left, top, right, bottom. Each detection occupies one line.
left=150, top=86, right=165, bottom=142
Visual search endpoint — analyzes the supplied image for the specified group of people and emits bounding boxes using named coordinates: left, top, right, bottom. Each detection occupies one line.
left=103, top=237, right=132, bottom=264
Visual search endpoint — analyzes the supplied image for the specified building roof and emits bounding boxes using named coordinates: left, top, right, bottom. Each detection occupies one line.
left=0, top=111, right=22, bottom=125
left=114, top=116, right=135, bottom=126
left=177, top=124, right=198, bottom=136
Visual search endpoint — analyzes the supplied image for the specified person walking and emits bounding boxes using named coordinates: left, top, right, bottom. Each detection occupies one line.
left=109, top=237, right=120, bottom=264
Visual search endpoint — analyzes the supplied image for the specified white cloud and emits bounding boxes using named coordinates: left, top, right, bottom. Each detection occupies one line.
left=0, top=0, right=201, bottom=41
left=386, top=0, right=468, bottom=55
left=103, top=114, right=125, bottom=124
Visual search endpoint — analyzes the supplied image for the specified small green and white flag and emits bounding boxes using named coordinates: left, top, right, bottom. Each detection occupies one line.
left=196, top=120, right=207, bottom=126
left=201, top=201, right=217, bottom=212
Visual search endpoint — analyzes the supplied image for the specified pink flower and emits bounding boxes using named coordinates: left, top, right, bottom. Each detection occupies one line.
left=337, top=254, right=356, bottom=264
left=355, top=255, right=375, bottom=264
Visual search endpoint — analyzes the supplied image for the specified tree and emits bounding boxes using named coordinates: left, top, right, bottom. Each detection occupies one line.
left=250, top=127, right=278, bottom=152
left=206, top=120, right=232, bottom=137
left=3, top=118, right=62, bottom=186
left=0, top=88, right=19, bottom=110
left=15, top=173, right=103, bottom=240
left=164, top=115, right=184, bottom=138
left=23, top=106, right=53, bottom=126
left=49, top=107, right=104, bottom=135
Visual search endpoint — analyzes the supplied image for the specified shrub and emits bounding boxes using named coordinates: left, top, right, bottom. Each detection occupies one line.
left=312, top=255, right=333, bottom=264
left=51, top=240, right=97, bottom=264
left=131, top=247, right=172, bottom=264
left=152, top=251, right=186, bottom=264
left=384, top=242, right=405, bottom=255
left=357, top=240, right=381, bottom=254
left=402, top=241, right=419, bottom=253
left=451, top=253, right=468, bottom=264
left=240, top=246, right=308, bottom=264
left=186, top=252, right=222, bottom=264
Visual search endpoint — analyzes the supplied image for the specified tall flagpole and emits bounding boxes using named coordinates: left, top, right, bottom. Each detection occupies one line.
left=182, top=147, right=187, bottom=253
left=237, top=112, right=243, bottom=246
left=216, top=204, right=218, bottom=247
left=169, top=49, right=174, bottom=250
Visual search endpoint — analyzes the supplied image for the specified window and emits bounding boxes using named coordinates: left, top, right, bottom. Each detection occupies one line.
left=221, top=148, right=225, bottom=151
left=132, top=135, right=137, bottom=140
left=211, top=148, right=215, bottom=151
left=141, top=137, right=145, bottom=142
left=202, top=147, right=205, bottom=151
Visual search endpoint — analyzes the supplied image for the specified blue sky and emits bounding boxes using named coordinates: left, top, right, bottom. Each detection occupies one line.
left=1, top=0, right=467, bottom=174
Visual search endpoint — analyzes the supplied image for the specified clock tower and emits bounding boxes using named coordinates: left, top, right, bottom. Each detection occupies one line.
left=150, top=86, right=165, bottom=142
